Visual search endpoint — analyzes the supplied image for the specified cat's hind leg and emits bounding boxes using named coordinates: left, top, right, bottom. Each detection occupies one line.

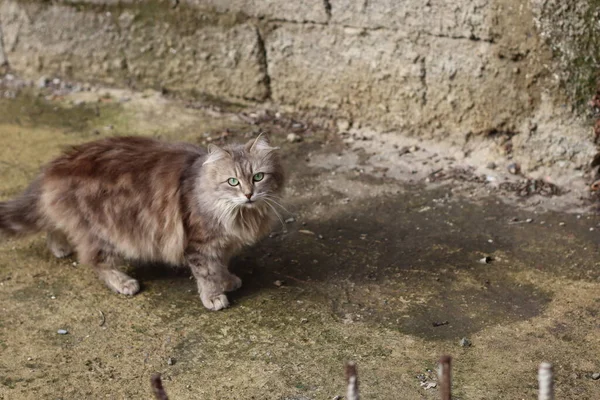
left=94, top=262, right=140, bottom=296
left=77, top=237, right=140, bottom=296
left=46, top=229, right=73, bottom=258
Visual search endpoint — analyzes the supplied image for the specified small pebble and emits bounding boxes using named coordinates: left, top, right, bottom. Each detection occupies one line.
left=274, top=280, right=284, bottom=287
left=459, top=337, right=472, bottom=347
left=167, top=357, right=175, bottom=366
left=507, top=163, right=520, bottom=175
left=300, top=318, right=308, bottom=324
left=336, top=118, right=351, bottom=132
left=478, top=256, right=492, bottom=264
left=486, top=162, right=497, bottom=170
left=57, top=329, right=68, bottom=335
left=590, top=227, right=595, bottom=231
left=559, top=222, right=565, bottom=226
left=37, top=76, right=49, bottom=88
left=298, top=229, right=315, bottom=235
left=285, top=217, right=295, bottom=224
left=398, top=146, right=410, bottom=156
left=592, top=372, right=600, bottom=380
left=526, top=218, right=533, bottom=223
left=286, top=133, right=301, bottom=143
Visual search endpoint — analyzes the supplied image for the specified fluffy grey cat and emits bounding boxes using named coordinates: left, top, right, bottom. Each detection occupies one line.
left=0, top=134, right=285, bottom=310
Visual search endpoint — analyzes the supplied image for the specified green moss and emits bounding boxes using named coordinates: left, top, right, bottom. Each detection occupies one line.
left=565, top=1, right=600, bottom=110
left=0, top=376, right=23, bottom=389
left=0, top=90, right=121, bottom=133
left=541, top=0, right=600, bottom=112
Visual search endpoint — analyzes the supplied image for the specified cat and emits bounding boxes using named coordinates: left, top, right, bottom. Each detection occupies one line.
left=0, top=134, right=285, bottom=310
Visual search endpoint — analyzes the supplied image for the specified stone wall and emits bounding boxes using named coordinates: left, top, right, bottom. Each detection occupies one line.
left=0, top=0, right=269, bottom=100
left=0, top=0, right=597, bottom=177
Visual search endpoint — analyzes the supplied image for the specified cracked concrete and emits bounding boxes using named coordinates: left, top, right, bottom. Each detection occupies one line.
left=0, top=22, right=7, bottom=71
left=0, top=79, right=599, bottom=399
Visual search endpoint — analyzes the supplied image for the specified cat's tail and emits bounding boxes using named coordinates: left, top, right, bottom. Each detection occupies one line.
left=0, top=177, right=44, bottom=237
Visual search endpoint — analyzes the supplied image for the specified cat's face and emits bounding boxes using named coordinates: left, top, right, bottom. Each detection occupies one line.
left=201, top=135, right=284, bottom=211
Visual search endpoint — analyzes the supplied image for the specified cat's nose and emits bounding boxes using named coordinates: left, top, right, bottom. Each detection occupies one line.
left=245, top=193, right=253, bottom=199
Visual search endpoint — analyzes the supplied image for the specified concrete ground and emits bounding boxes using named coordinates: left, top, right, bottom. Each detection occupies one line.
left=0, top=80, right=599, bottom=399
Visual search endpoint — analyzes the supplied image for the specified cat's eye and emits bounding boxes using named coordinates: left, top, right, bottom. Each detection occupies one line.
left=227, top=178, right=239, bottom=186
left=253, top=172, right=264, bottom=182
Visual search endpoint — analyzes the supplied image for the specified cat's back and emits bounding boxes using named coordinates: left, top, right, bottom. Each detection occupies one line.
left=44, top=136, right=204, bottom=180
left=39, top=136, right=203, bottom=264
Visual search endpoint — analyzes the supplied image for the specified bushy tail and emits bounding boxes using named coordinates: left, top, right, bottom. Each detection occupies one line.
left=0, top=178, right=43, bottom=237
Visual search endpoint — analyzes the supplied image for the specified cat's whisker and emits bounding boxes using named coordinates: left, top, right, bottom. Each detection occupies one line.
left=262, top=195, right=292, bottom=216
left=263, top=199, right=286, bottom=230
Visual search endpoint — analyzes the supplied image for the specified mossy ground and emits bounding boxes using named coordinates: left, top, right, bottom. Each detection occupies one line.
left=0, top=89, right=599, bottom=399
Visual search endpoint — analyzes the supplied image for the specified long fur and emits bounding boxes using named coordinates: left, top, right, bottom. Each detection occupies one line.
left=0, top=177, right=43, bottom=237
left=0, top=135, right=285, bottom=309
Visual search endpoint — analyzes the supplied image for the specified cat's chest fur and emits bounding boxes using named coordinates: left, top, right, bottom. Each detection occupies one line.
left=186, top=206, right=273, bottom=260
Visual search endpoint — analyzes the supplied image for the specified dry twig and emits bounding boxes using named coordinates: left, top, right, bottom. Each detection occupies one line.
left=538, top=362, right=554, bottom=400
left=438, top=355, right=452, bottom=400
left=346, top=362, right=360, bottom=400
left=151, top=373, right=169, bottom=400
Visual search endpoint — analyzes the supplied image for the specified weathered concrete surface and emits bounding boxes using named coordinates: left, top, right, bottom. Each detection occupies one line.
left=188, top=0, right=330, bottom=23
left=0, top=0, right=269, bottom=101
left=330, top=0, right=494, bottom=40
left=266, top=23, right=533, bottom=133
left=0, top=82, right=600, bottom=399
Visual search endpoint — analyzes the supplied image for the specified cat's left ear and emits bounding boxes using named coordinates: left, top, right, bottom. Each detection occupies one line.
left=246, top=133, right=279, bottom=153
left=203, top=144, right=231, bottom=165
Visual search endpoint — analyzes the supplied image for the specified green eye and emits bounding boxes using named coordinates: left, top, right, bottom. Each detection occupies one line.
left=227, top=178, right=239, bottom=186
left=253, top=172, right=264, bottom=182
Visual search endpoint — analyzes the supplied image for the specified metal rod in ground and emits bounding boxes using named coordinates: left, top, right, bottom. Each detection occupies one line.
left=345, top=362, right=360, bottom=400
left=538, top=362, right=554, bottom=400
left=438, top=355, right=452, bottom=400
left=151, top=373, right=169, bottom=400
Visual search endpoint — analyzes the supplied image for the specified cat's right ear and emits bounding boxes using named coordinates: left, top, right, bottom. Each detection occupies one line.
left=203, top=144, right=230, bottom=165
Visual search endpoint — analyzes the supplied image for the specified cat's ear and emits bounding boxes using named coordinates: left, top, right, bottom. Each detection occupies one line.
left=246, top=133, right=279, bottom=153
left=203, top=144, right=230, bottom=165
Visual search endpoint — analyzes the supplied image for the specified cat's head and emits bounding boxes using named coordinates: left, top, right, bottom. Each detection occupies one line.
left=200, top=134, right=285, bottom=211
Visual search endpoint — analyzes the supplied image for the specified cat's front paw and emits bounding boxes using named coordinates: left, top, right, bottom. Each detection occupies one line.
left=201, top=293, right=230, bottom=311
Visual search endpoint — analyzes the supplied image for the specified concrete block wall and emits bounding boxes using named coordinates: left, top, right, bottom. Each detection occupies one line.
left=0, top=0, right=596, bottom=178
